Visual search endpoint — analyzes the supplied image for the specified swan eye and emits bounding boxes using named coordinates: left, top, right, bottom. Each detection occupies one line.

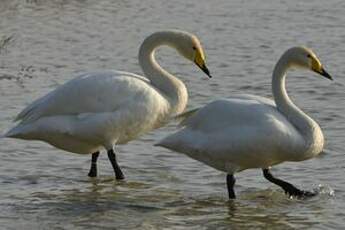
left=307, top=54, right=312, bottom=58
left=192, top=46, right=196, bottom=50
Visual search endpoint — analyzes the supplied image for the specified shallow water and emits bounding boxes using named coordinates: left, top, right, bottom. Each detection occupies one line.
left=0, top=0, right=344, bottom=229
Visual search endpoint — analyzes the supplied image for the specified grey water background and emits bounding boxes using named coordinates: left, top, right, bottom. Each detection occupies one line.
left=0, top=0, right=344, bottom=229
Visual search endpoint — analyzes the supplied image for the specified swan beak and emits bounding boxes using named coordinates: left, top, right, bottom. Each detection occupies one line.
left=311, top=57, right=333, bottom=80
left=197, top=63, right=212, bottom=78
left=194, top=51, right=212, bottom=78
left=315, top=67, right=333, bottom=81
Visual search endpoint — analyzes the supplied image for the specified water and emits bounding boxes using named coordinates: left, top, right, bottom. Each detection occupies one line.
left=0, top=0, right=344, bottom=229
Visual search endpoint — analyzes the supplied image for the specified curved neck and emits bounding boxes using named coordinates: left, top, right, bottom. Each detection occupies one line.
left=138, top=32, right=188, bottom=115
left=272, top=57, right=323, bottom=155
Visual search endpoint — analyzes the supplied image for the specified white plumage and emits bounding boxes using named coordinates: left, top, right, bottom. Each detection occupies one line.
left=4, top=30, right=211, bottom=179
left=157, top=47, right=332, bottom=199
left=160, top=96, right=305, bottom=172
left=7, top=71, right=169, bottom=153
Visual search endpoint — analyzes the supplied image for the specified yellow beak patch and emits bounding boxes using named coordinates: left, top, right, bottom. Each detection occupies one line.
left=311, top=56, right=322, bottom=73
left=194, top=49, right=206, bottom=68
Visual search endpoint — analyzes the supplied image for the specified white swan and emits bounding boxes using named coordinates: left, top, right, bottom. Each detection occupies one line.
left=4, top=30, right=211, bottom=179
left=156, top=47, right=332, bottom=199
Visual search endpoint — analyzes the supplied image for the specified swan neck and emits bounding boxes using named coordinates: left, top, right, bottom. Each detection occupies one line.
left=138, top=32, right=188, bottom=115
left=272, top=56, right=323, bottom=155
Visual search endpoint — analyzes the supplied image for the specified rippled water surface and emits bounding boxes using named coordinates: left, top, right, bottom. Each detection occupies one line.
left=1, top=0, right=345, bottom=229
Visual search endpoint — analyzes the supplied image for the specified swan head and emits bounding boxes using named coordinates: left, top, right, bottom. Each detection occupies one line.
left=284, top=46, right=333, bottom=80
left=171, top=31, right=212, bottom=78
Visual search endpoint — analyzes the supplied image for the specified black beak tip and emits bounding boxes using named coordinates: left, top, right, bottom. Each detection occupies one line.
left=320, top=68, right=333, bottom=81
left=200, top=64, right=212, bottom=78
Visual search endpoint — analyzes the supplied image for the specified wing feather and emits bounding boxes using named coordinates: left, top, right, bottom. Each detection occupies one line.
left=15, top=70, right=155, bottom=124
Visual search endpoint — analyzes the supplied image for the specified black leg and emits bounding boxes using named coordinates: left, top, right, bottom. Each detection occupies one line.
left=227, top=174, right=236, bottom=199
left=107, top=148, right=125, bottom=180
left=262, top=168, right=315, bottom=198
left=88, top=151, right=100, bottom=177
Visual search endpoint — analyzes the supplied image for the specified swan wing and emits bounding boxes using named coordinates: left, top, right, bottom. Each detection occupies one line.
left=15, top=70, right=160, bottom=124
left=178, top=94, right=275, bottom=128
left=177, top=97, right=296, bottom=136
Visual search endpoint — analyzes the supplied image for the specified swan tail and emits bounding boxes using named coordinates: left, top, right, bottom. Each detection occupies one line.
left=155, top=127, right=206, bottom=159
left=3, top=124, right=34, bottom=139
left=155, top=130, right=189, bottom=152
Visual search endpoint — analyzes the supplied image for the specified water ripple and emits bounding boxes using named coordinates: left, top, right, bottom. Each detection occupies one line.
left=0, top=0, right=344, bottom=229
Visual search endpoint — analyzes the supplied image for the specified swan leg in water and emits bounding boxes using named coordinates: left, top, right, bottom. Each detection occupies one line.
left=88, top=152, right=100, bottom=177
left=107, top=149, right=124, bottom=180
left=262, top=169, right=316, bottom=198
left=227, top=174, right=236, bottom=199
left=88, top=150, right=124, bottom=179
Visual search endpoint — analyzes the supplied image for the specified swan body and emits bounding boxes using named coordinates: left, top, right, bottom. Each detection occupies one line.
left=6, top=70, right=170, bottom=153
left=4, top=30, right=211, bottom=178
left=157, top=47, right=332, bottom=198
left=160, top=96, right=309, bottom=173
